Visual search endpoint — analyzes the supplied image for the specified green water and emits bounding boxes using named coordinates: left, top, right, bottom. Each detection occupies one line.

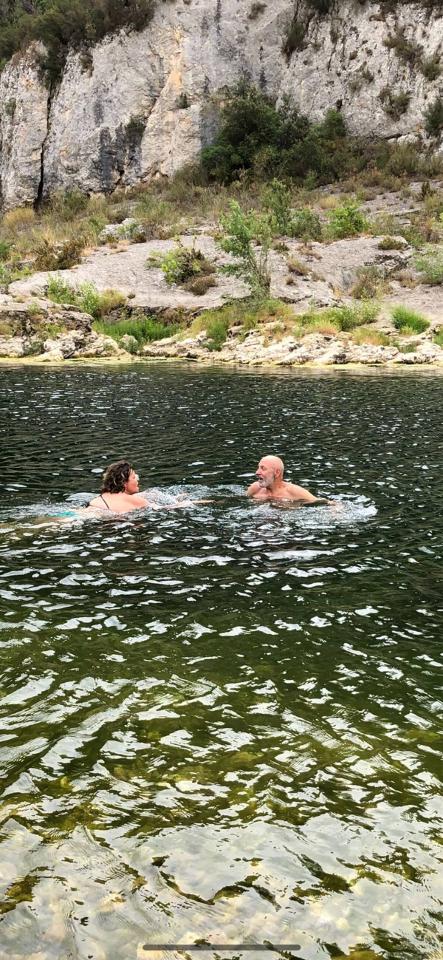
left=0, top=365, right=442, bottom=960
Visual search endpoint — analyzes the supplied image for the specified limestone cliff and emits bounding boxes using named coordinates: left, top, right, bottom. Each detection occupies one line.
left=1, top=0, right=442, bottom=208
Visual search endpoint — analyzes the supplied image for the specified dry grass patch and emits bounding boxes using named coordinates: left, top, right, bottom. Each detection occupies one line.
left=350, top=327, right=390, bottom=346
left=2, top=207, right=36, bottom=231
left=287, top=256, right=312, bottom=277
left=293, top=319, right=341, bottom=338
left=317, top=194, right=339, bottom=211
left=350, top=265, right=389, bottom=299
left=183, top=274, right=218, bottom=295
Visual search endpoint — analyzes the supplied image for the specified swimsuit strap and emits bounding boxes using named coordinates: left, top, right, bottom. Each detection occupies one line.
left=100, top=493, right=112, bottom=510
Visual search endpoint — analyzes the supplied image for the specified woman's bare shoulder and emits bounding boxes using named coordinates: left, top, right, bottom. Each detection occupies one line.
left=88, top=495, right=105, bottom=509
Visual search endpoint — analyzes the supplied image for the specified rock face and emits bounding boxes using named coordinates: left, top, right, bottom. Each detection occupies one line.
left=1, top=0, right=443, bottom=208
left=0, top=45, right=48, bottom=209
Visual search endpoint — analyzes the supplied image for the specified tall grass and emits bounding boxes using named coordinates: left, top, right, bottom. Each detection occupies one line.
left=297, top=302, right=379, bottom=332
left=415, top=246, right=443, bottom=284
left=391, top=305, right=430, bottom=333
left=46, top=276, right=126, bottom=319
left=94, top=314, right=179, bottom=346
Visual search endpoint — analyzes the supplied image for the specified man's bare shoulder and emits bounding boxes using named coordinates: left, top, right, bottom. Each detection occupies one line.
left=284, top=482, right=317, bottom=502
left=247, top=481, right=261, bottom=497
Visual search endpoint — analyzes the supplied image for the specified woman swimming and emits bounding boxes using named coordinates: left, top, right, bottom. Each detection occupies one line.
left=87, top=460, right=149, bottom=514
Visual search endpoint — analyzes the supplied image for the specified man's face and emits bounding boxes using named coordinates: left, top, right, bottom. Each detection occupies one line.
left=256, top=459, right=276, bottom=488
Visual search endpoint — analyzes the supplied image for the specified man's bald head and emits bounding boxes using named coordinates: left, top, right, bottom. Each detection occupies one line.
left=261, top=455, right=284, bottom=476
left=256, top=455, right=285, bottom=488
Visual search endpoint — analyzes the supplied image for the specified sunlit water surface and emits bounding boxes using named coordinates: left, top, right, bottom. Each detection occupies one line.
left=0, top=364, right=442, bottom=960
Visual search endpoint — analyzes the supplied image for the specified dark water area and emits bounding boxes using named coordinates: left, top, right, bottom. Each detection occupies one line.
left=0, top=363, right=442, bottom=960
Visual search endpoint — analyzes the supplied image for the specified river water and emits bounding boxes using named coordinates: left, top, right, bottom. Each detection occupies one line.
left=0, top=364, right=442, bottom=960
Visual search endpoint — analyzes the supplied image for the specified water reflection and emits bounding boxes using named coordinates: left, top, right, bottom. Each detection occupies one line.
left=0, top=365, right=442, bottom=960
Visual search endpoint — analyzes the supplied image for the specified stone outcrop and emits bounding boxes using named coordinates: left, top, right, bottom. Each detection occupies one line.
left=1, top=1, right=443, bottom=208
left=0, top=294, right=128, bottom=360
left=142, top=326, right=443, bottom=366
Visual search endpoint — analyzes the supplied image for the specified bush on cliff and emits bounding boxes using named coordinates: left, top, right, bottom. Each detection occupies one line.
left=201, top=86, right=351, bottom=186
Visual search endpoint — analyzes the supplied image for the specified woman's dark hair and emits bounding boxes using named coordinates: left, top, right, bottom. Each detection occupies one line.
left=101, top=460, right=132, bottom=494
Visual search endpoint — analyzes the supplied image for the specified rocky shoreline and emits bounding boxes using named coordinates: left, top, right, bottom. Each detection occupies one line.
left=1, top=186, right=443, bottom=368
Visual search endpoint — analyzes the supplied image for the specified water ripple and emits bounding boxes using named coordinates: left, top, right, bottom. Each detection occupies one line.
left=0, top=365, right=442, bottom=959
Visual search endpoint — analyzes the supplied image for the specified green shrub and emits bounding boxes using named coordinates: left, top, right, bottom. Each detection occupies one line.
left=263, top=179, right=294, bottom=235
left=382, top=142, right=438, bottom=177
left=395, top=339, right=420, bottom=352
left=287, top=257, right=311, bottom=277
left=248, top=1, right=267, bottom=18
left=219, top=200, right=271, bottom=298
left=0, top=260, right=31, bottom=290
left=283, top=17, right=307, bottom=58
left=350, top=265, right=387, bottom=299
left=200, top=86, right=350, bottom=186
left=48, top=190, right=89, bottom=221
left=298, top=301, right=379, bottom=332
left=0, top=240, right=11, bottom=261
left=34, top=234, right=86, bottom=270
left=176, top=92, right=190, bottom=109
left=334, top=301, right=379, bottom=330
left=434, top=329, right=443, bottom=347
left=5, top=98, right=16, bottom=117
left=425, top=97, right=443, bottom=136
left=187, top=297, right=295, bottom=347
left=327, top=200, right=368, bottom=239
left=290, top=208, right=323, bottom=240
left=415, top=246, right=443, bottom=284
left=307, top=0, right=333, bottom=11
left=293, top=317, right=341, bottom=337
left=391, top=305, right=430, bottom=333
left=350, top=327, right=390, bottom=346
left=379, top=87, right=411, bottom=120
left=348, top=67, right=374, bottom=94
left=152, top=242, right=215, bottom=286
left=383, top=29, right=422, bottom=66
left=420, top=55, right=441, bottom=81
left=204, top=315, right=231, bottom=351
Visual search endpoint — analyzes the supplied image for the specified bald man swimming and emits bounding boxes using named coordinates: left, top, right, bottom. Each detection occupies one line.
left=247, top=455, right=325, bottom=503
